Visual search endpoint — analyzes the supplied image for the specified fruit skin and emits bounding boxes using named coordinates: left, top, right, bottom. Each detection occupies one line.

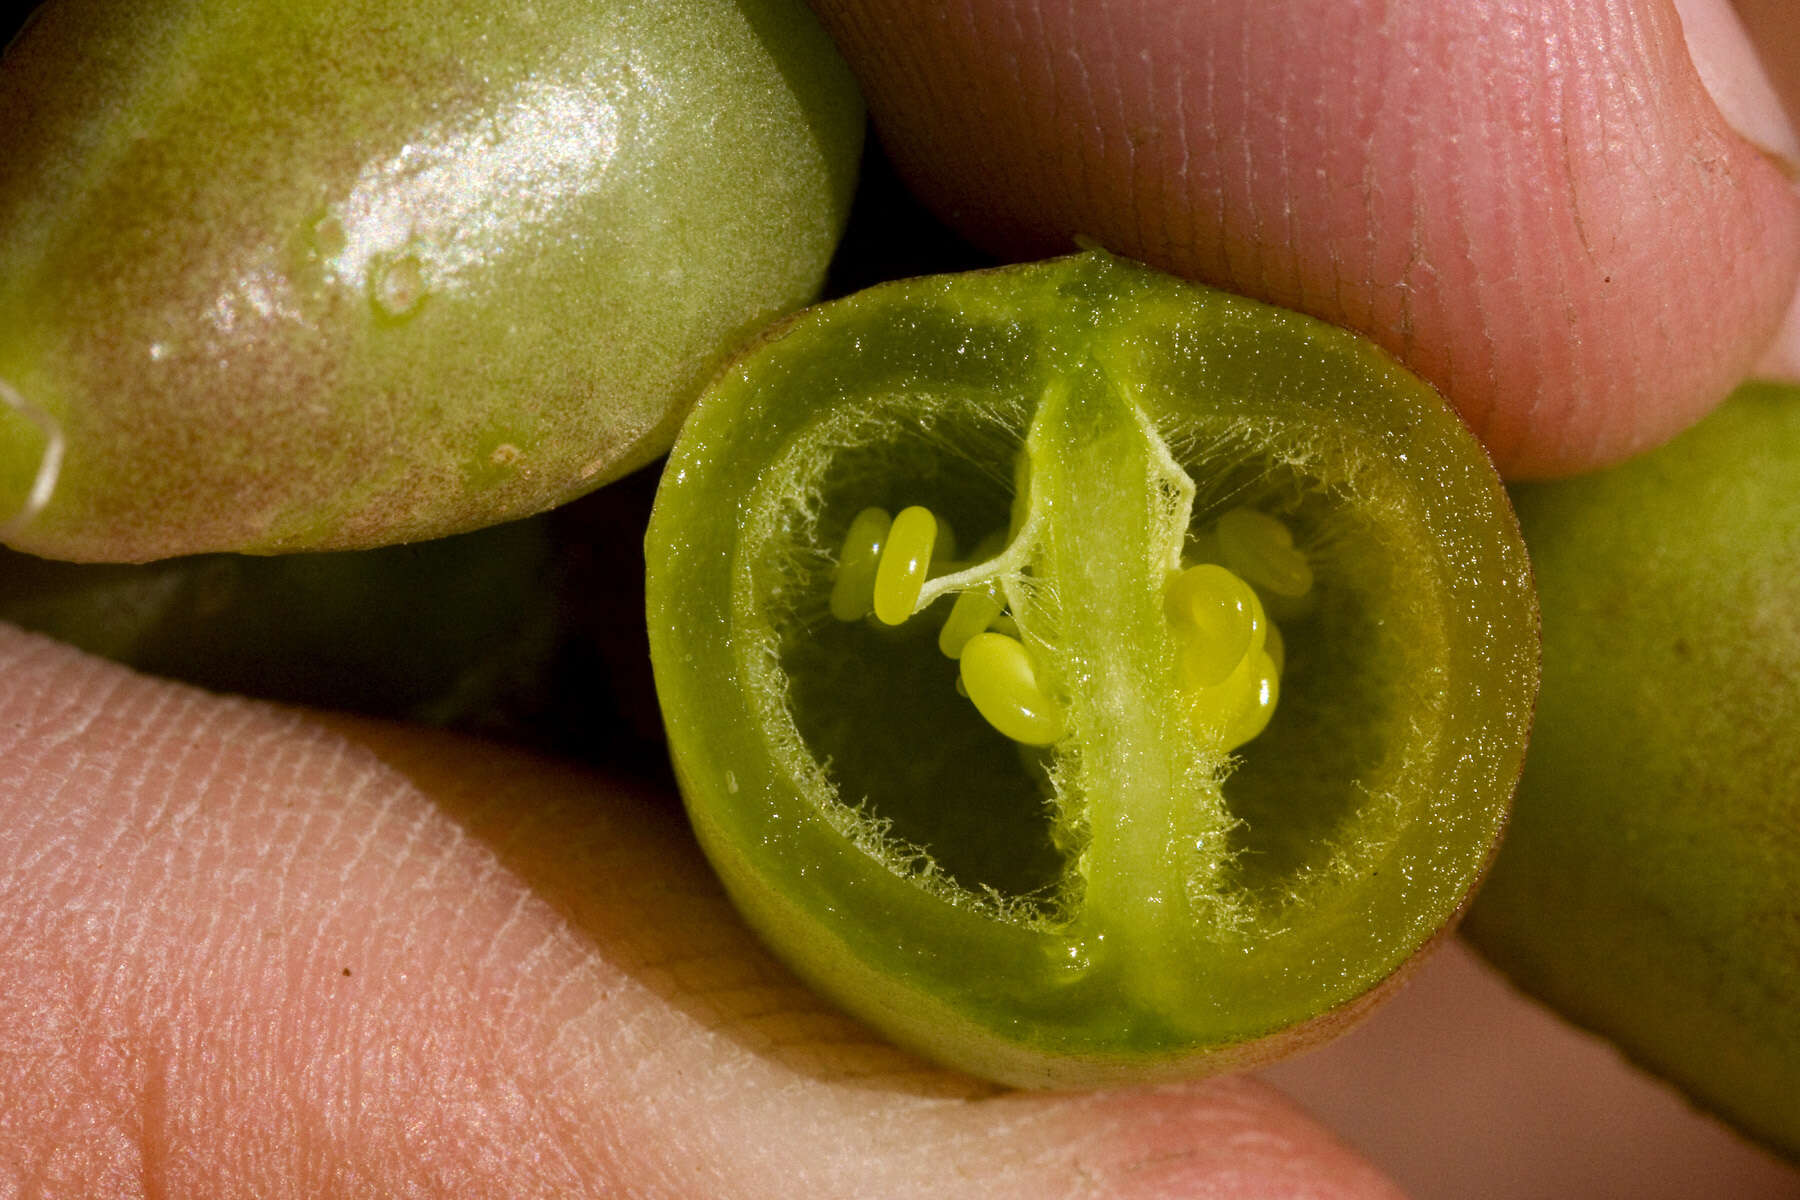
left=646, top=250, right=1538, bottom=1087
left=0, top=0, right=861, bottom=561
left=1463, top=382, right=1800, bottom=1160
left=0, top=467, right=676, bottom=776
left=0, top=518, right=556, bottom=725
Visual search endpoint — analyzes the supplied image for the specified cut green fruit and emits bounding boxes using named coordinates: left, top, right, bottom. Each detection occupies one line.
left=645, top=251, right=1539, bottom=1086
left=0, top=0, right=861, bottom=561
left=1464, top=381, right=1800, bottom=1160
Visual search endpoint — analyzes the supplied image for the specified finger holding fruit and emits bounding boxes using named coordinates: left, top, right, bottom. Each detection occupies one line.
left=4, top=0, right=1800, bottom=1195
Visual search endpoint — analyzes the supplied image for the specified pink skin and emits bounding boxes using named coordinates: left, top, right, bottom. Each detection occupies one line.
left=8, top=627, right=1800, bottom=1195
left=808, top=0, right=1800, bottom=478
left=9, top=3, right=1800, bottom=1194
left=0, top=626, right=1399, bottom=1198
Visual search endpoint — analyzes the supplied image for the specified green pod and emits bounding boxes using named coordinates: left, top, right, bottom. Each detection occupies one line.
left=646, top=251, right=1539, bottom=1086
left=0, top=0, right=861, bottom=560
left=1465, top=382, right=1800, bottom=1160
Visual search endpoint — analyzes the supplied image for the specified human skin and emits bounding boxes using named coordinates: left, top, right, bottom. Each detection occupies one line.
left=0, top=625, right=1398, bottom=1199
left=805, top=0, right=1800, bottom=478
left=6, top=624, right=1800, bottom=1196
left=5, top=0, right=1800, bottom=1194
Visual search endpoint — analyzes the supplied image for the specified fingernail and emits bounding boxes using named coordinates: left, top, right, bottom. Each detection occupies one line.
left=1674, top=0, right=1800, bottom=177
left=1753, top=287, right=1800, bottom=381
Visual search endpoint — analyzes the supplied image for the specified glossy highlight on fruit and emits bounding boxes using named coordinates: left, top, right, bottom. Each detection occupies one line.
left=0, top=0, right=861, bottom=561
left=1464, top=382, right=1800, bottom=1160
left=646, top=250, right=1539, bottom=1086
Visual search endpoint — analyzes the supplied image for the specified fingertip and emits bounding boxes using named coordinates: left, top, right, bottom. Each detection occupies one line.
left=812, top=0, right=1800, bottom=478
left=0, top=625, right=1409, bottom=1198
left=1260, top=941, right=1800, bottom=1198
left=989, top=1077, right=1407, bottom=1200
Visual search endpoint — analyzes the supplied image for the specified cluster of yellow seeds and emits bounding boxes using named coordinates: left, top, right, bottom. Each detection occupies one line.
left=831, top=504, right=1068, bottom=746
left=1166, top=507, right=1312, bottom=751
left=830, top=501, right=1310, bottom=754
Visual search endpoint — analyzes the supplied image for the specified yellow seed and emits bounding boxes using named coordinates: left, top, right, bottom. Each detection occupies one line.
left=830, top=506, right=891, bottom=622
left=1179, top=608, right=1285, bottom=752
left=959, top=631, right=1066, bottom=746
left=1185, top=648, right=1257, bottom=734
left=939, top=582, right=1006, bottom=658
left=1223, top=649, right=1281, bottom=750
left=1165, top=563, right=1265, bottom=686
left=873, top=505, right=937, bottom=625
left=1215, top=507, right=1313, bottom=598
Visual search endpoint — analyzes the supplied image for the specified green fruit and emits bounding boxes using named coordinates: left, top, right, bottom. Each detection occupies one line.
left=1464, top=381, right=1800, bottom=1159
left=0, top=466, right=676, bottom=774
left=0, top=518, right=557, bottom=724
left=645, top=251, right=1539, bottom=1087
left=0, top=0, right=861, bottom=561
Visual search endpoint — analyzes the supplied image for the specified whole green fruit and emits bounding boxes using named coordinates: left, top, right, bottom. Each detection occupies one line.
left=0, top=0, right=861, bottom=561
left=1464, top=381, right=1800, bottom=1159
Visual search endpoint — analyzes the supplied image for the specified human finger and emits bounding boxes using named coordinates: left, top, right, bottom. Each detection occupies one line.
left=809, top=0, right=1800, bottom=478
left=0, top=625, right=1400, bottom=1199
left=1260, top=940, right=1800, bottom=1199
